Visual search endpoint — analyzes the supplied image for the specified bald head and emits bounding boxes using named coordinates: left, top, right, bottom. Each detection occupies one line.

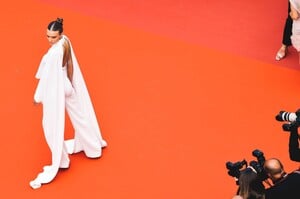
left=264, top=158, right=283, bottom=172
left=264, top=158, right=285, bottom=182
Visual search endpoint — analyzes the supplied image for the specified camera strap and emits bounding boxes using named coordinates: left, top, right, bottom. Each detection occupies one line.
left=247, top=166, right=257, bottom=173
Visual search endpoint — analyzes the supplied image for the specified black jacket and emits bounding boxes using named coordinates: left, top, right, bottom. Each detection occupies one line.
left=289, top=127, right=300, bottom=162
left=265, top=171, right=300, bottom=199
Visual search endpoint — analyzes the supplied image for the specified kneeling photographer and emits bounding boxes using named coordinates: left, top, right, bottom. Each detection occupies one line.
left=264, top=158, right=300, bottom=199
left=275, top=110, right=300, bottom=162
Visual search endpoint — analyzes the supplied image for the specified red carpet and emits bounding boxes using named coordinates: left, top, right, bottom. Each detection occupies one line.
left=0, top=0, right=299, bottom=198
left=38, top=0, right=300, bottom=69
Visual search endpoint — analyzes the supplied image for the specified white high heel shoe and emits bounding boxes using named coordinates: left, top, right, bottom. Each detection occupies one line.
left=275, top=47, right=287, bottom=61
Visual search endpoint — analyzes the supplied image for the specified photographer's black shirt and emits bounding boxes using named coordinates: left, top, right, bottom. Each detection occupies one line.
left=289, top=127, right=300, bottom=162
left=265, top=171, right=300, bottom=199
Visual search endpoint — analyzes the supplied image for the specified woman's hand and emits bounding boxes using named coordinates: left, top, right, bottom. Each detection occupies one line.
left=290, top=6, right=300, bottom=20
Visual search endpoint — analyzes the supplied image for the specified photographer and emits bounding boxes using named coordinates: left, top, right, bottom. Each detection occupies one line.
left=264, top=158, right=300, bottom=199
left=288, top=125, right=300, bottom=162
left=275, top=110, right=300, bottom=162
left=232, top=167, right=265, bottom=199
left=226, top=150, right=268, bottom=199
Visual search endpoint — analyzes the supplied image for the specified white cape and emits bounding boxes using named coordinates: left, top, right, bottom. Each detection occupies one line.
left=31, top=35, right=107, bottom=189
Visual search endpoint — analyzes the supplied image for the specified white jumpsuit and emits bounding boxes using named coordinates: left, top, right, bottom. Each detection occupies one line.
left=30, top=35, right=107, bottom=189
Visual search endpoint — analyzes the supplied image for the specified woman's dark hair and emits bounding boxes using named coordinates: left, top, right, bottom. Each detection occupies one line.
left=237, top=168, right=265, bottom=199
left=48, top=18, right=64, bottom=34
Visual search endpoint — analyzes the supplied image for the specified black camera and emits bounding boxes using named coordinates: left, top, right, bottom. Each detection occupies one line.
left=226, top=149, right=267, bottom=185
left=250, top=150, right=268, bottom=181
left=275, top=109, right=300, bottom=131
left=226, top=159, right=247, bottom=184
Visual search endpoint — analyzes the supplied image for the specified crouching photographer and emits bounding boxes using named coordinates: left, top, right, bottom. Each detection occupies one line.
left=264, top=158, right=300, bottom=199
left=275, top=109, right=300, bottom=162
left=226, top=149, right=269, bottom=199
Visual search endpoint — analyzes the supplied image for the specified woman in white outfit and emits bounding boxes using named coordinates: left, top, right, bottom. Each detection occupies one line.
left=30, top=18, right=107, bottom=189
left=290, top=0, right=300, bottom=63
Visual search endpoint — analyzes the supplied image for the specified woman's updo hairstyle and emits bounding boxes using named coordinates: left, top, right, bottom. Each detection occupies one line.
left=48, top=18, right=64, bottom=34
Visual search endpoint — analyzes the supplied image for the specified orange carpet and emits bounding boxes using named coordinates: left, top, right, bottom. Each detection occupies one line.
left=1, top=0, right=300, bottom=198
